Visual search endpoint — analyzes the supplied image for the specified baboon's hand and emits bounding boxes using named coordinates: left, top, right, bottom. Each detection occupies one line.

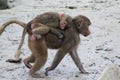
left=29, top=34, right=41, bottom=40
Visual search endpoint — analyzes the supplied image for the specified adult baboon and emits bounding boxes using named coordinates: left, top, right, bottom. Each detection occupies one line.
left=0, top=13, right=91, bottom=77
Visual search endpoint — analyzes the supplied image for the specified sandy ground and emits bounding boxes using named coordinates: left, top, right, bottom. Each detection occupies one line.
left=0, top=0, right=120, bottom=80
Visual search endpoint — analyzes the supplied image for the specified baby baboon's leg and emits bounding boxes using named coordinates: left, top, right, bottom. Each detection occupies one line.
left=31, top=23, right=50, bottom=35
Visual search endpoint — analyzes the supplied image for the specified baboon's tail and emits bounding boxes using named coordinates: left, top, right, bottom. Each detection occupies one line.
left=0, top=20, right=27, bottom=63
left=0, top=19, right=26, bottom=35
left=6, top=28, right=27, bottom=63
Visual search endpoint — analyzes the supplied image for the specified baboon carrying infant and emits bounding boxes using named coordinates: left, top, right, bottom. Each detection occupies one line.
left=0, top=12, right=91, bottom=78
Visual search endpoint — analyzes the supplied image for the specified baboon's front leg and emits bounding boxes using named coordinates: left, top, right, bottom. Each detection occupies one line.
left=69, top=50, right=87, bottom=74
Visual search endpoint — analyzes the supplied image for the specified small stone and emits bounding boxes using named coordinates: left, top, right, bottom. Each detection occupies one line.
left=75, top=75, right=78, bottom=78
left=65, top=6, right=77, bottom=9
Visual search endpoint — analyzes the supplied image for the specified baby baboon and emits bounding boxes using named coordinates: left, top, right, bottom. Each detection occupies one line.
left=33, top=12, right=72, bottom=39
